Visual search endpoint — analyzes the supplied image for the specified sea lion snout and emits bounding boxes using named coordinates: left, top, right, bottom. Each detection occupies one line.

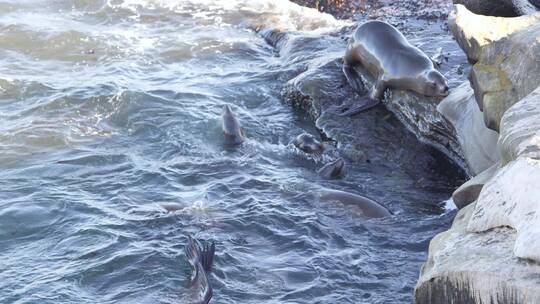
left=425, top=70, right=449, bottom=97
left=222, top=105, right=245, bottom=144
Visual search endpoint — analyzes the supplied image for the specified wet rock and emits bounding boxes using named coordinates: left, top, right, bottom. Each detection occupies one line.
left=512, top=0, right=540, bottom=14
left=451, top=163, right=499, bottom=209
left=467, top=21, right=540, bottom=131
left=467, top=86, right=540, bottom=263
left=453, top=0, right=518, bottom=16
left=448, top=4, right=540, bottom=63
left=437, top=81, right=499, bottom=175
left=415, top=202, right=540, bottom=303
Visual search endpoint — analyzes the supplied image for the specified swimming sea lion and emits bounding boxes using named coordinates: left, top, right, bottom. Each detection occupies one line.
left=222, top=105, right=245, bottom=144
left=183, top=236, right=215, bottom=304
left=318, top=158, right=346, bottom=179
left=318, top=189, right=391, bottom=218
left=338, top=20, right=450, bottom=116
left=292, top=133, right=325, bottom=156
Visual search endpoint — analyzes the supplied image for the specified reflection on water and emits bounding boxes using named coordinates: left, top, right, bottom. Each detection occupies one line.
left=0, top=1, right=464, bottom=303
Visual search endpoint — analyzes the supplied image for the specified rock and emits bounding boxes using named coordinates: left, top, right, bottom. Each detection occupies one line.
left=415, top=203, right=540, bottom=303
left=511, top=0, right=540, bottom=14
left=263, top=25, right=467, bottom=176
left=448, top=4, right=540, bottom=63
left=498, top=86, right=540, bottom=163
left=437, top=81, right=500, bottom=175
left=451, top=163, right=499, bottom=209
left=467, top=86, right=540, bottom=262
left=453, top=0, right=518, bottom=16
left=468, top=21, right=540, bottom=131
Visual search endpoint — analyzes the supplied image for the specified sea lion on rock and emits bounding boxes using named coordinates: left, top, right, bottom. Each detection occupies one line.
left=318, top=189, right=391, bottom=218
left=222, top=105, right=245, bottom=145
left=183, top=236, right=215, bottom=304
left=318, top=158, right=346, bottom=179
left=338, top=20, right=450, bottom=116
left=292, top=133, right=325, bottom=156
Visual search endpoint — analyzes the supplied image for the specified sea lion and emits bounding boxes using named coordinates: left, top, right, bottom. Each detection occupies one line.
left=338, top=20, right=450, bottom=116
left=183, top=236, right=215, bottom=304
left=318, top=158, right=346, bottom=179
left=222, top=105, right=245, bottom=144
left=292, top=133, right=325, bottom=156
left=318, top=189, right=391, bottom=218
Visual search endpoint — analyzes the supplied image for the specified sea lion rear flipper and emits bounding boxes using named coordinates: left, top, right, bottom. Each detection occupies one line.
left=342, top=63, right=365, bottom=93
left=201, top=241, right=215, bottom=273
left=337, top=96, right=379, bottom=116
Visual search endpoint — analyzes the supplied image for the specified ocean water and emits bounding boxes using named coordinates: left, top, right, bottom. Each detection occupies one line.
left=0, top=1, right=465, bottom=303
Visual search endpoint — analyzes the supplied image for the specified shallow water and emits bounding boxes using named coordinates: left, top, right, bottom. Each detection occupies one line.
left=0, top=1, right=465, bottom=303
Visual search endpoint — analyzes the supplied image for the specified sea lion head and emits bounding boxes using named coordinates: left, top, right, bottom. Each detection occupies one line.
left=422, top=70, right=449, bottom=97
left=293, top=133, right=325, bottom=156
left=222, top=105, right=245, bottom=145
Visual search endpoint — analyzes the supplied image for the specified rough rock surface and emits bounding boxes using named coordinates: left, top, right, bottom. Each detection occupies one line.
left=453, top=0, right=518, bottom=16
left=269, top=28, right=468, bottom=172
left=468, top=86, right=540, bottom=262
left=448, top=4, right=540, bottom=63
left=437, top=81, right=499, bottom=175
left=468, top=21, right=540, bottom=131
left=451, top=163, right=499, bottom=209
left=415, top=203, right=540, bottom=303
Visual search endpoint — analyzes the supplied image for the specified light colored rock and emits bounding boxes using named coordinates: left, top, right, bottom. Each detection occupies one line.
left=437, top=81, right=500, bottom=175
left=452, top=162, right=500, bottom=209
left=415, top=203, right=540, bottom=303
left=469, top=21, right=540, bottom=131
left=448, top=4, right=540, bottom=63
left=499, top=86, right=540, bottom=163
left=468, top=157, right=540, bottom=261
left=467, top=86, right=540, bottom=262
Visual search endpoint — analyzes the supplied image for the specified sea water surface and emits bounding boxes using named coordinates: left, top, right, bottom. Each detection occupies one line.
left=0, top=1, right=465, bottom=303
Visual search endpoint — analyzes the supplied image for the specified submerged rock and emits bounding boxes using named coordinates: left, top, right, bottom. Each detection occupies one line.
left=437, top=81, right=499, bottom=175
left=415, top=203, right=540, bottom=303
left=448, top=4, right=540, bottom=63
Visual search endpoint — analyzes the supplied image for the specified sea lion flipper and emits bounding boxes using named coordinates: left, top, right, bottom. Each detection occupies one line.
left=337, top=96, right=379, bottom=116
left=201, top=241, right=215, bottom=273
left=342, top=63, right=365, bottom=93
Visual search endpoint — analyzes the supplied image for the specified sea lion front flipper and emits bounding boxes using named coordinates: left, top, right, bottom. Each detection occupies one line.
left=342, top=63, right=365, bottom=93
left=337, top=96, right=379, bottom=116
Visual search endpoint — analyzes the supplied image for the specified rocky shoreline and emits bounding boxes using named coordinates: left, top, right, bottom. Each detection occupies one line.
left=286, top=0, right=540, bottom=302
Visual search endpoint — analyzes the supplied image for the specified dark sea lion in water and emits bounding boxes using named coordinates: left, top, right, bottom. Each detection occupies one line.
left=183, top=236, right=215, bottom=304
left=222, top=105, right=245, bottom=144
left=318, top=158, right=346, bottom=179
left=338, top=20, right=450, bottom=116
left=318, top=189, right=391, bottom=218
left=292, top=133, right=325, bottom=156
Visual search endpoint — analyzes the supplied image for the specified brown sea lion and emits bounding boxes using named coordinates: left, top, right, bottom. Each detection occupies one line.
left=338, top=20, right=449, bottom=116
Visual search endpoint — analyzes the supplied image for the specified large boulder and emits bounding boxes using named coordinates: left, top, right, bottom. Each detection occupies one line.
left=467, top=86, right=540, bottom=262
left=437, top=81, right=500, bottom=175
left=415, top=203, right=540, bottom=303
left=468, top=21, right=540, bottom=131
left=448, top=4, right=540, bottom=63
